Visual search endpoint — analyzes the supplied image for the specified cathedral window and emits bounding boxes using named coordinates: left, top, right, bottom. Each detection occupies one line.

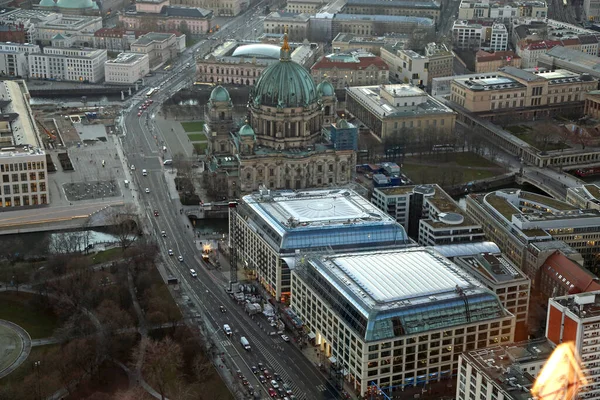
left=328, top=164, right=334, bottom=172
left=318, top=165, right=322, bottom=172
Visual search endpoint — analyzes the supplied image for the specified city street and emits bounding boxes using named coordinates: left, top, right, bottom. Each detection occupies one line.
left=119, top=9, right=340, bottom=400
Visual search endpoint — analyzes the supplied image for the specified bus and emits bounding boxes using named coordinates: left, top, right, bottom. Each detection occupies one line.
left=432, top=144, right=454, bottom=152
left=146, top=87, right=158, bottom=97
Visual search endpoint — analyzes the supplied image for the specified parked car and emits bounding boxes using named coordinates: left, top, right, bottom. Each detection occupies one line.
left=259, top=375, right=266, bottom=383
left=268, top=388, right=277, bottom=397
left=270, top=380, right=279, bottom=389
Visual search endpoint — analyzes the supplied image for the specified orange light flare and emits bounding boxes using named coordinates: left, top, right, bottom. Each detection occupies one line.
left=532, top=342, right=588, bottom=400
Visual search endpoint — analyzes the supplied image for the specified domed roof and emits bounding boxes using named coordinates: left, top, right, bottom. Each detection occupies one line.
left=251, top=33, right=318, bottom=108
left=317, top=80, right=335, bottom=97
left=210, top=85, right=230, bottom=102
left=239, top=123, right=255, bottom=137
left=56, top=0, right=96, bottom=8
left=38, top=0, right=56, bottom=7
left=232, top=44, right=280, bottom=59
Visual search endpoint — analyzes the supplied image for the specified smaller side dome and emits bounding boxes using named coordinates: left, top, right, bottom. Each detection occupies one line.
left=337, top=118, right=351, bottom=129
left=39, top=0, right=57, bottom=6
left=317, top=80, right=335, bottom=97
left=210, top=85, right=230, bottom=102
left=239, top=123, right=255, bottom=137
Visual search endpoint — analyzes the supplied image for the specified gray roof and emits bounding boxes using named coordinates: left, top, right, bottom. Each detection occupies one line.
left=542, top=45, right=600, bottom=72
left=432, top=241, right=501, bottom=258
left=162, top=6, right=212, bottom=17
left=345, top=0, right=440, bottom=9
left=499, top=66, right=544, bottom=82
left=334, top=13, right=435, bottom=25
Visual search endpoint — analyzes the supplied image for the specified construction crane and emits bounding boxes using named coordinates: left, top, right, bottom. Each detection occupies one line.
left=36, top=118, right=57, bottom=141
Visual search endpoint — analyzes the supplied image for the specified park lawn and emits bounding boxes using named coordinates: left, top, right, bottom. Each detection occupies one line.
left=0, top=344, right=60, bottom=387
left=147, top=267, right=183, bottom=322
left=403, top=152, right=501, bottom=169
left=187, top=133, right=206, bottom=141
left=0, top=292, right=59, bottom=339
left=401, top=163, right=500, bottom=185
left=193, top=142, right=208, bottom=153
left=181, top=121, right=205, bottom=132
left=88, top=247, right=124, bottom=265
left=505, top=125, right=570, bottom=151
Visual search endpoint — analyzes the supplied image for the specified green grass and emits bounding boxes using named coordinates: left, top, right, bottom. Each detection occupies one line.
left=405, top=152, right=500, bottom=169
left=0, top=292, right=59, bottom=339
left=88, top=247, right=123, bottom=265
left=146, top=267, right=183, bottom=322
left=401, top=163, right=500, bottom=185
left=180, top=121, right=205, bottom=132
left=0, top=344, right=60, bottom=386
left=193, top=142, right=208, bottom=154
left=504, top=125, right=570, bottom=151
left=187, top=133, right=206, bottom=141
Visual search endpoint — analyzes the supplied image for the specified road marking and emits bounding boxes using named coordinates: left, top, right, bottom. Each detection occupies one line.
left=316, top=384, right=327, bottom=391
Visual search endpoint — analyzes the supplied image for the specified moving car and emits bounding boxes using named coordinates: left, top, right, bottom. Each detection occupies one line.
left=259, top=375, right=266, bottom=383
left=189, top=269, right=197, bottom=277
left=130, top=165, right=135, bottom=170
left=142, top=169, right=147, bottom=176
left=283, top=383, right=293, bottom=395
left=281, top=334, right=290, bottom=342
left=168, top=249, right=173, bottom=256
left=240, top=336, right=251, bottom=350
left=145, top=188, right=150, bottom=193
left=154, top=210, right=159, bottom=216
left=223, top=324, right=232, bottom=336
left=137, top=112, right=142, bottom=117
left=268, top=388, right=277, bottom=397
left=161, top=230, right=167, bottom=237
left=219, top=305, right=227, bottom=313
left=178, top=255, right=184, bottom=262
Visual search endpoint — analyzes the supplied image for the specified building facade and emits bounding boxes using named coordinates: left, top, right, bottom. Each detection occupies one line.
left=567, top=184, right=600, bottom=211
left=292, top=247, right=516, bottom=395
left=0, top=42, right=41, bottom=78
left=104, top=52, right=150, bottom=84
left=130, top=32, right=185, bottom=69
left=474, top=50, right=521, bottom=73
left=231, top=188, right=410, bottom=301
left=263, top=12, right=311, bottom=42
left=286, top=0, right=326, bottom=13
left=310, top=51, right=389, bottom=90
left=172, top=0, right=246, bottom=16
left=452, top=20, right=509, bottom=51
left=332, top=14, right=435, bottom=37
left=547, top=291, right=600, bottom=398
left=345, top=84, right=456, bottom=141
left=120, top=0, right=212, bottom=34
left=331, top=33, right=410, bottom=56
left=29, top=47, right=107, bottom=82
left=341, top=0, right=441, bottom=21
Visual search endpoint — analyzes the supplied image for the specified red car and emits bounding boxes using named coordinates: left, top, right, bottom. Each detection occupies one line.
left=154, top=210, right=159, bottom=216
left=268, top=388, right=277, bottom=397
left=137, top=112, right=142, bottom=117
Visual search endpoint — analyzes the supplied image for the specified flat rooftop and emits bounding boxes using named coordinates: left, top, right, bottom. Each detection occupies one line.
left=0, top=81, right=41, bottom=148
left=453, top=74, right=526, bottom=91
left=334, top=14, right=435, bottom=25
left=462, top=339, right=555, bottom=400
left=552, top=291, right=600, bottom=319
left=106, top=52, right=146, bottom=65
left=306, top=247, right=508, bottom=340
left=242, top=188, right=408, bottom=251
left=456, top=253, right=528, bottom=285
left=346, top=85, right=454, bottom=118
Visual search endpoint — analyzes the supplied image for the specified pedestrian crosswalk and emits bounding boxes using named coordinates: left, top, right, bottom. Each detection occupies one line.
left=220, top=340, right=232, bottom=347
left=316, top=384, right=327, bottom=392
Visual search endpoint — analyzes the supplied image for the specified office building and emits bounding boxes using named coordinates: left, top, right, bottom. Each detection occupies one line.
left=371, top=184, right=484, bottom=245
left=0, top=80, right=49, bottom=208
left=104, top=52, right=150, bottom=84
left=456, top=339, right=554, bottom=400
left=332, top=14, right=435, bottom=38
left=539, top=251, right=600, bottom=302
left=286, top=0, right=327, bottom=13
left=449, top=67, right=597, bottom=119
left=35, top=12, right=103, bottom=45
left=263, top=12, right=311, bottom=42
left=120, top=0, right=212, bottom=35
left=466, top=189, right=600, bottom=281
left=474, top=50, right=521, bottom=73
left=547, top=291, right=600, bottom=398
left=130, top=32, right=185, bottom=69
left=310, top=51, right=389, bottom=90
left=331, top=33, right=410, bottom=56
left=291, top=247, right=516, bottom=395
left=345, top=84, right=456, bottom=141
left=452, top=20, right=509, bottom=51
left=0, top=42, right=41, bottom=78
left=538, top=46, right=600, bottom=80
left=454, top=253, right=530, bottom=326
left=29, top=47, right=107, bottom=82
left=341, top=0, right=441, bottom=21
left=457, top=0, right=547, bottom=20
left=231, top=188, right=410, bottom=302
left=172, top=0, right=247, bottom=16
left=517, top=38, right=582, bottom=68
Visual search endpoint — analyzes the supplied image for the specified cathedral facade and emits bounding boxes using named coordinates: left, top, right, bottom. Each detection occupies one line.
left=202, top=33, right=356, bottom=199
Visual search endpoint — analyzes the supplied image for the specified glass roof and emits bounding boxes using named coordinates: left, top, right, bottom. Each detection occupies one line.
left=232, top=44, right=281, bottom=59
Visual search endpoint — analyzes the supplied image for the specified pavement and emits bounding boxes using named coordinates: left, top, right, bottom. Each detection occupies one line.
left=0, top=319, right=31, bottom=379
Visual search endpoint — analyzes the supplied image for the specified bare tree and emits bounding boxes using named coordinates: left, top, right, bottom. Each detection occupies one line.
left=132, top=337, right=184, bottom=400
left=107, top=204, right=141, bottom=252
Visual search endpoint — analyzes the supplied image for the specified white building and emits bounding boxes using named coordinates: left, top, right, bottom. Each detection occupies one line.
left=546, top=291, right=600, bottom=399
left=489, top=23, right=508, bottom=52
left=0, top=42, right=41, bottom=78
left=456, top=339, right=554, bottom=400
left=453, top=253, right=531, bottom=326
left=371, top=184, right=484, bottom=246
left=231, top=188, right=410, bottom=302
left=29, top=47, right=107, bottom=83
left=130, top=32, right=185, bottom=70
left=291, top=247, right=516, bottom=395
left=104, top=52, right=150, bottom=84
left=0, top=80, right=50, bottom=208
left=381, top=48, right=428, bottom=85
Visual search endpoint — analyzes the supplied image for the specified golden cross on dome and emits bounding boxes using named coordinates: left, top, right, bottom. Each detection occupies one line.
left=281, top=25, right=290, bottom=51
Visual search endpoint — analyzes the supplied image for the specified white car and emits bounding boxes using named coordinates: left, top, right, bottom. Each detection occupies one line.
left=189, top=268, right=197, bottom=277
left=142, top=169, right=147, bottom=176
left=168, top=249, right=173, bottom=256
left=145, top=188, right=150, bottom=193
left=178, top=255, right=184, bottom=262
left=281, top=334, right=290, bottom=342
left=130, top=165, right=135, bottom=171
left=161, top=230, right=167, bottom=237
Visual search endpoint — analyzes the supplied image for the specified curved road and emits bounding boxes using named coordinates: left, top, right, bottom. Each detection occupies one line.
left=119, top=9, right=340, bottom=400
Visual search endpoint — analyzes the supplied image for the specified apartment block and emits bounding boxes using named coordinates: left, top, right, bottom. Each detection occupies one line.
left=0, top=42, right=41, bottom=78
left=29, top=47, right=107, bottom=83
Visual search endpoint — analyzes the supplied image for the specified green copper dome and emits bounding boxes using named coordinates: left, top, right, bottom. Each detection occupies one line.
left=251, top=35, right=318, bottom=108
left=210, top=85, right=230, bottom=102
left=317, top=80, right=335, bottom=97
left=239, top=123, right=255, bottom=137
left=38, top=0, right=56, bottom=7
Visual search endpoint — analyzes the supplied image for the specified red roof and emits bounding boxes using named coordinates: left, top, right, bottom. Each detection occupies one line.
left=311, top=55, right=388, bottom=71
left=519, top=38, right=581, bottom=51
left=542, top=251, right=600, bottom=294
left=476, top=50, right=521, bottom=62
left=94, top=27, right=127, bottom=38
